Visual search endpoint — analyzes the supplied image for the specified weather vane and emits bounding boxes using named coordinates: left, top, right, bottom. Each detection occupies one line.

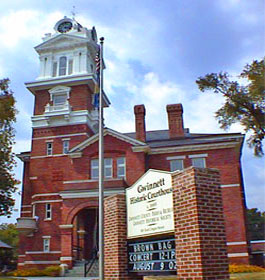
left=71, top=5, right=77, bottom=19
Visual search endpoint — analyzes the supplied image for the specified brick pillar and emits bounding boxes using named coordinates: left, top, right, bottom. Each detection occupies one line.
left=59, top=225, right=73, bottom=269
left=104, top=194, right=141, bottom=280
left=172, top=167, right=229, bottom=280
left=134, top=104, right=146, bottom=142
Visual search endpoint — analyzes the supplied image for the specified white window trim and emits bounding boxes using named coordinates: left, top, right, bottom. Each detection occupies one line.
left=48, top=86, right=71, bottom=103
left=188, top=153, right=208, bottom=158
left=45, top=203, right=52, bottom=220
left=52, top=56, right=74, bottom=77
left=167, top=155, right=186, bottom=160
left=32, top=204, right=36, bottom=218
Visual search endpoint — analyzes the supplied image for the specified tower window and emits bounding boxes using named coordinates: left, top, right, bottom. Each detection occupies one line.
left=53, top=94, right=67, bottom=106
left=59, top=56, right=67, bottom=76
left=68, top=59, right=73, bottom=75
left=52, top=62, right=57, bottom=77
left=117, top=157, right=126, bottom=177
left=46, top=142, right=53, bottom=156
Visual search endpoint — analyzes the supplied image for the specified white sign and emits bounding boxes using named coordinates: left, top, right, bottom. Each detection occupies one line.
left=126, top=169, right=174, bottom=239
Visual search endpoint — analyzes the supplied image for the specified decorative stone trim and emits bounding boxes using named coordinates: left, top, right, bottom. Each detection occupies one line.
left=228, top=253, right=249, bottom=257
left=59, top=224, right=74, bottom=229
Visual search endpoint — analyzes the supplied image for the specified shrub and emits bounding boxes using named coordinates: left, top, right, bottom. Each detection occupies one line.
left=43, top=265, right=61, bottom=276
left=229, top=264, right=265, bottom=273
left=7, top=266, right=61, bottom=277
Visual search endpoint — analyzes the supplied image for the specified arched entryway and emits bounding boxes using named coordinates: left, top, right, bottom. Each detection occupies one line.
left=72, top=208, right=98, bottom=261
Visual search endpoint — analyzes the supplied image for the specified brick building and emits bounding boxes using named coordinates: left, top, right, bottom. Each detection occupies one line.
left=17, top=17, right=249, bottom=270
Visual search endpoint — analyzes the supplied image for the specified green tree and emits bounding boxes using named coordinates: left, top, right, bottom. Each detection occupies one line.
left=196, top=59, right=265, bottom=156
left=246, top=208, right=265, bottom=240
left=0, top=223, right=18, bottom=266
left=0, top=78, right=19, bottom=216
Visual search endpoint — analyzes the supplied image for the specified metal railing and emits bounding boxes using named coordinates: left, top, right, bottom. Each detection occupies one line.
left=84, top=248, right=98, bottom=277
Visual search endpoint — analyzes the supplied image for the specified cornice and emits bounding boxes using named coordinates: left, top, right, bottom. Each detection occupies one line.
left=148, top=141, right=239, bottom=155
left=59, top=188, right=125, bottom=199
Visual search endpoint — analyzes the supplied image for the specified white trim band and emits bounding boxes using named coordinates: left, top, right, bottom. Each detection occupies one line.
left=228, top=253, right=249, bottom=257
left=24, top=261, right=60, bottom=265
left=26, top=251, right=61, bottom=254
left=33, top=133, right=88, bottom=141
left=166, top=156, right=186, bottom=160
left=188, top=153, right=208, bottom=158
left=29, top=177, right=38, bottom=180
left=32, top=193, right=59, bottom=199
left=60, top=257, right=73, bottom=261
left=227, top=241, right=247, bottom=245
left=59, top=224, right=74, bottom=229
left=32, top=199, right=62, bottom=204
left=60, top=189, right=125, bottom=199
left=221, top=184, right=240, bottom=188
left=251, top=240, right=265, bottom=244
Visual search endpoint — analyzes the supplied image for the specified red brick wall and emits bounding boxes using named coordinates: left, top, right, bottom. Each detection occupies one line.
left=172, top=167, right=229, bottom=280
left=104, top=194, right=141, bottom=280
left=33, top=85, right=94, bottom=115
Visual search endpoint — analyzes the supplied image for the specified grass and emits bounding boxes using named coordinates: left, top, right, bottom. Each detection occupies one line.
left=230, top=272, right=265, bottom=280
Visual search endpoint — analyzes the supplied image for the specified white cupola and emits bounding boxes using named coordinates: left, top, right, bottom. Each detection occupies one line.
left=34, top=17, right=99, bottom=81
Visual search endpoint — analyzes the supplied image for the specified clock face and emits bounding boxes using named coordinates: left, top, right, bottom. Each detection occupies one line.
left=57, top=21, right=73, bottom=33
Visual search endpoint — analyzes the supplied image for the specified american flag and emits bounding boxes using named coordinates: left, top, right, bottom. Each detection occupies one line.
left=95, top=50, right=100, bottom=84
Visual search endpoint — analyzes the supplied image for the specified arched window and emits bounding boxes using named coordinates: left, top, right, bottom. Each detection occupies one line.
left=59, top=56, right=67, bottom=76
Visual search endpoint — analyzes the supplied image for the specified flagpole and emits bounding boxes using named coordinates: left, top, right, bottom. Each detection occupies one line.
left=98, top=37, right=105, bottom=280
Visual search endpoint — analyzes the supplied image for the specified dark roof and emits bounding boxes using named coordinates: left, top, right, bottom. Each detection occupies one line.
left=0, top=240, right=12, bottom=249
left=124, top=129, right=244, bottom=148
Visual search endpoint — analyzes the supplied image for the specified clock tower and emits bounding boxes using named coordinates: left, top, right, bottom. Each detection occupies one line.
left=26, top=16, right=109, bottom=134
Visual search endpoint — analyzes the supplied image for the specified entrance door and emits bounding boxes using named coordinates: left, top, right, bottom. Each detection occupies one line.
left=73, top=208, right=98, bottom=261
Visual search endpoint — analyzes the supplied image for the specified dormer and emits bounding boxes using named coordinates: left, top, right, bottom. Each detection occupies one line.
left=34, top=17, right=99, bottom=81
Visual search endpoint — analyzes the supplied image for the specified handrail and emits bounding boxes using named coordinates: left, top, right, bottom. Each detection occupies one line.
left=84, top=248, right=98, bottom=277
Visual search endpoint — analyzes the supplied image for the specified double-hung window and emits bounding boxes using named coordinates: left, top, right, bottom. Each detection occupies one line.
left=91, top=159, right=99, bottom=179
left=189, top=154, right=207, bottom=168
left=117, top=157, right=126, bottom=178
left=167, top=156, right=185, bottom=171
left=59, top=56, right=67, bottom=76
left=91, top=158, right=113, bottom=179
left=104, top=158, right=113, bottom=178
left=62, top=140, right=70, bottom=154
left=43, top=237, right=50, bottom=252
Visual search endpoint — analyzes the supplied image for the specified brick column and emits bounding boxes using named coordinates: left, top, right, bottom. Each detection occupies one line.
left=104, top=194, right=141, bottom=280
left=59, top=225, right=73, bottom=269
left=172, top=167, right=229, bottom=280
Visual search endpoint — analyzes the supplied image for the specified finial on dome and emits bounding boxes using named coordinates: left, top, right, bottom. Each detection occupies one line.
left=71, top=6, right=76, bottom=20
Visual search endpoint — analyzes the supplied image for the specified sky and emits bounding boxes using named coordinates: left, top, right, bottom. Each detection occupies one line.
left=0, top=0, right=264, bottom=223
